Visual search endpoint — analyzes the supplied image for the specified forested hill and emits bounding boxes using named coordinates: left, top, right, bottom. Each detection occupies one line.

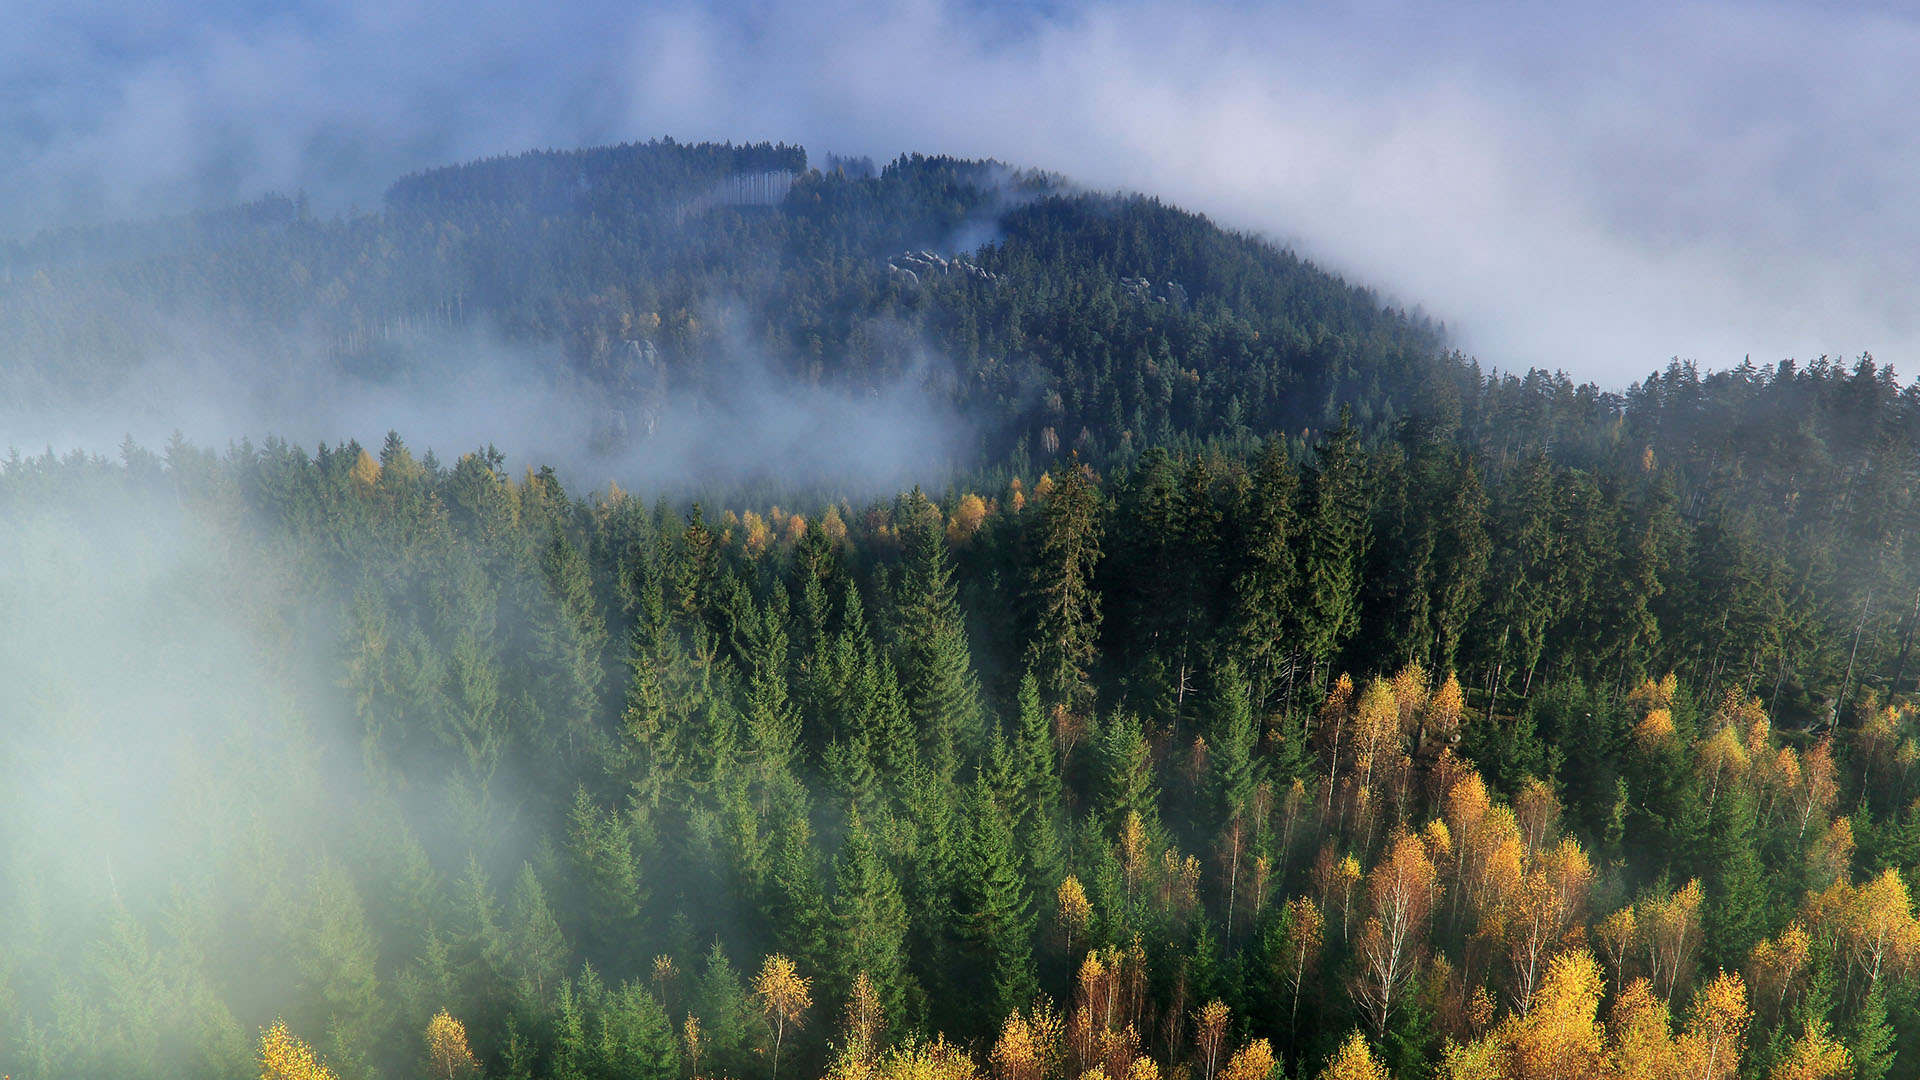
left=12, top=139, right=1920, bottom=1080
left=0, top=138, right=1451, bottom=462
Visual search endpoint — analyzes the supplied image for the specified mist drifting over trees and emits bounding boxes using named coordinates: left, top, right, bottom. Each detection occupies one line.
left=7, top=134, right=1920, bottom=1080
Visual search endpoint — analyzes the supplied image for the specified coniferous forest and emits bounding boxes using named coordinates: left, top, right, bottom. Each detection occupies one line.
left=9, top=140, right=1920, bottom=1080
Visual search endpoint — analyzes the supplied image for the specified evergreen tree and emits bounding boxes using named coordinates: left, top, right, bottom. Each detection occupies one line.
left=1028, top=458, right=1105, bottom=714
left=1850, top=983, right=1897, bottom=1080
left=831, top=814, right=918, bottom=1027
left=952, top=780, right=1037, bottom=1036
left=762, top=816, right=829, bottom=973
left=1229, top=438, right=1301, bottom=710
left=506, top=862, right=570, bottom=1011
left=564, top=787, right=644, bottom=960
left=1096, top=712, right=1161, bottom=836
left=892, top=489, right=984, bottom=779
left=1703, top=786, right=1769, bottom=972
left=1010, top=670, right=1068, bottom=891
left=533, top=528, right=611, bottom=772
left=1205, top=658, right=1261, bottom=827
left=1297, top=410, right=1370, bottom=684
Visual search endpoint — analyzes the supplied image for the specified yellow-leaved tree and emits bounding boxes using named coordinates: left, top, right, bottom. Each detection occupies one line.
left=992, top=1006, right=1065, bottom=1080
left=1319, top=1030, right=1390, bottom=1080
left=1352, top=829, right=1438, bottom=1037
left=259, top=1020, right=338, bottom=1080
left=1057, top=875, right=1092, bottom=955
left=1193, top=1000, right=1230, bottom=1080
left=1502, top=948, right=1604, bottom=1080
left=425, top=1009, right=478, bottom=1080
left=755, top=953, right=813, bottom=1080
left=1676, top=972, right=1750, bottom=1080
left=1220, top=1039, right=1275, bottom=1080
left=1770, top=1019, right=1851, bottom=1080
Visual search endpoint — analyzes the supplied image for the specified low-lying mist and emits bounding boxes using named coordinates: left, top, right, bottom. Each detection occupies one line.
left=0, top=270, right=979, bottom=1075
left=1, top=311, right=972, bottom=499
left=0, top=469, right=352, bottom=1075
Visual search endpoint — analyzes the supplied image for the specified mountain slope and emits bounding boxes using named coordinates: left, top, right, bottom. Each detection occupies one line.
left=0, top=139, right=1453, bottom=465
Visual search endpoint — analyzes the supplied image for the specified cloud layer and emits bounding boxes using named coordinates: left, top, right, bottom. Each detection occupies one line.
left=5, top=0, right=1915, bottom=383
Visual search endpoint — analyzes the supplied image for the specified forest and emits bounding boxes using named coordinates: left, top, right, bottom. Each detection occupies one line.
left=7, top=140, right=1920, bottom=1080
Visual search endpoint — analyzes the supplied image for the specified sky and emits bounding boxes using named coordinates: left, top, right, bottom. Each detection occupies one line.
left=3, top=0, right=1915, bottom=385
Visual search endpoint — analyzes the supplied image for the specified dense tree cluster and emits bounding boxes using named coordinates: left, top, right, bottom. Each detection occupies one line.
left=7, top=140, right=1920, bottom=1080
left=6, top=405, right=1920, bottom=1080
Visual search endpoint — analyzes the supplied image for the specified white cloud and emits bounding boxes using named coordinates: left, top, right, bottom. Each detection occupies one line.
left=3, top=0, right=1916, bottom=383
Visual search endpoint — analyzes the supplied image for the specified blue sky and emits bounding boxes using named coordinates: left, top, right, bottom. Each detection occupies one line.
left=5, top=0, right=1915, bottom=384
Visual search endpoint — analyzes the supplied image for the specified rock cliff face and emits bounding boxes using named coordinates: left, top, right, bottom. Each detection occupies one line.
left=886, top=249, right=1001, bottom=285
left=1119, top=275, right=1187, bottom=309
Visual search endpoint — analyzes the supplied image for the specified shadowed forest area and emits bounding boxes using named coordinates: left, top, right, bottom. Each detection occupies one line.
left=6, top=141, right=1920, bottom=1080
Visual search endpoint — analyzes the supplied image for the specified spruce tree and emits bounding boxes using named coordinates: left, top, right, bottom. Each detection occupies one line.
left=1229, top=438, right=1300, bottom=711
left=564, top=787, right=644, bottom=960
left=533, top=529, right=610, bottom=771
left=739, top=595, right=803, bottom=808
left=691, top=942, right=760, bottom=1080
left=832, top=813, right=918, bottom=1027
left=1850, top=983, right=1897, bottom=1080
left=892, top=489, right=984, bottom=779
left=1704, top=786, right=1768, bottom=972
left=1096, top=712, right=1161, bottom=836
left=1205, top=658, right=1261, bottom=827
left=1011, top=670, right=1068, bottom=891
left=593, top=980, right=680, bottom=1080
left=506, top=862, right=569, bottom=1010
left=1296, top=410, right=1370, bottom=684
left=762, top=816, right=829, bottom=974
left=1430, top=452, right=1490, bottom=676
left=1028, top=458, right=1105, bottom=714
left=953, top=779, right=1037, bottom=1036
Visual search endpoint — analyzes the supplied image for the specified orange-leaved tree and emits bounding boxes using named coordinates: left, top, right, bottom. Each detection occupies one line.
left=1352, top=829, right=1439, bottom=1037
